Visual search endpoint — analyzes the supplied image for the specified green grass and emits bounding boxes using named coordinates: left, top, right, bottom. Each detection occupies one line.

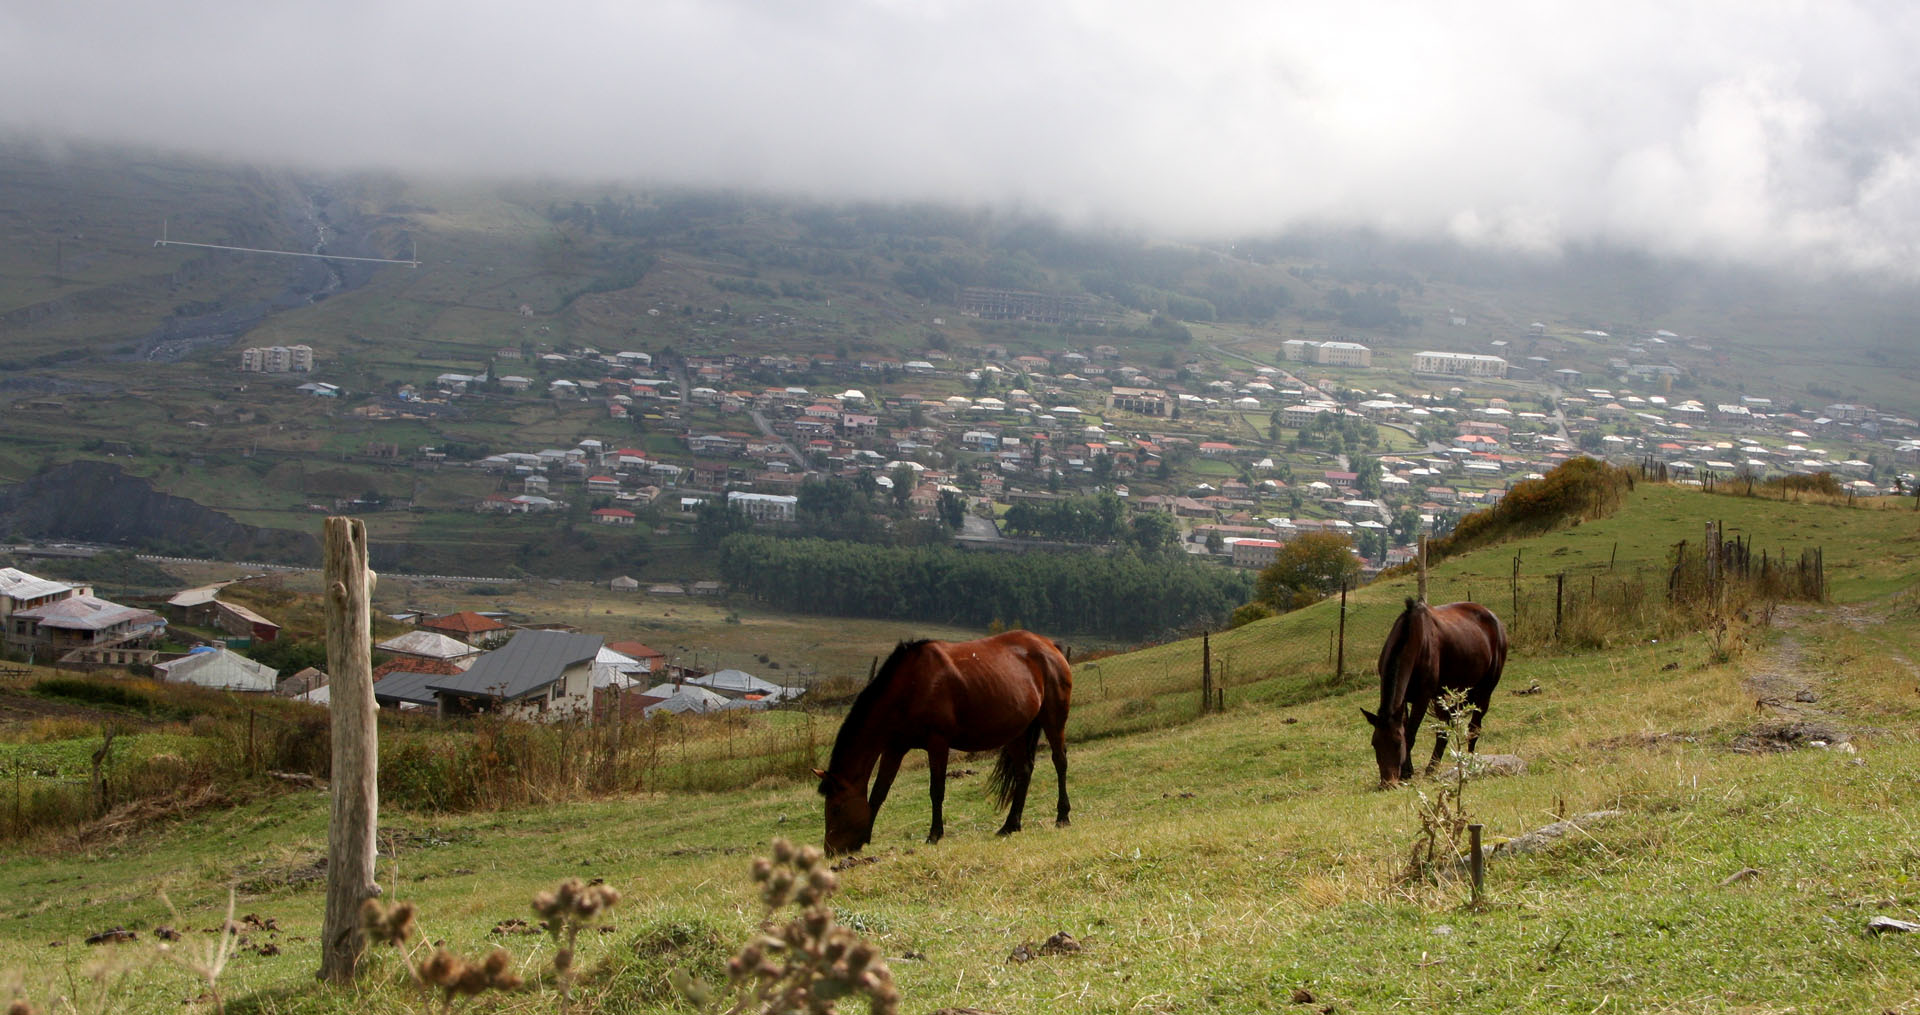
left=4, top=484, right=1920, bottom=1012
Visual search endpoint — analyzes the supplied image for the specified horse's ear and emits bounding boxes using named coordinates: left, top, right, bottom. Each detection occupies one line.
left=1360, top=708, right=1379, bottom=727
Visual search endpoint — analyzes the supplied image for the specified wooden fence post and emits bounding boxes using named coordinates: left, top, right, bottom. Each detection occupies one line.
left=1335, top=582, right=1348, bottom=683
left=1417, top=536, right=1428, bottom=604
left=1469, top=823, right=1485, bottom=904
left=318, top=517, right=379, bottom=984
left=1200, top=631, right=1213, bottom=714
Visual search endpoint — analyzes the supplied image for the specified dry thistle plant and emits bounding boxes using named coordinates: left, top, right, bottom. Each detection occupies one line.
left=1404, top=690, right=1482, bottom=887
left=155, top=889, right=240, bottom=1015
left=674, top=838, right=900, bottom=1015
left=361, top=898, right=522, bottom=1013
left=532, top=878, right=622, bottom=1013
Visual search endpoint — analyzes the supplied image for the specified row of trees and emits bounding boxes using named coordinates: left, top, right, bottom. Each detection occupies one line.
left=717, top=534, right=1251, bottom=639
left=997, top=493, right=1179, bottom=550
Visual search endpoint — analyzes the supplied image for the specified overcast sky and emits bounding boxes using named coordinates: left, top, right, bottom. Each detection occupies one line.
left=6, top=0, right=1920, bottom=275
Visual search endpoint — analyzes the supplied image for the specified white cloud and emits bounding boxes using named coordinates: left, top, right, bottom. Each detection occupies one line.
left=4, top=0, right=1920, bottom=274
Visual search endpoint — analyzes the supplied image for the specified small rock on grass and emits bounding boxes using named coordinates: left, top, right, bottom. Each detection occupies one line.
left=1868, top=916, right=1920, bottom=934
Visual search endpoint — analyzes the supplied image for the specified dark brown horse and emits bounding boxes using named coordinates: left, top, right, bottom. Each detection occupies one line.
left=1360, top=598, right=1507, bottom=788
left=815, top=631, right=1073, bottom=855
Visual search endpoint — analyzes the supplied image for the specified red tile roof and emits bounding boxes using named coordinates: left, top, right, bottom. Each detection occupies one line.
left=419, top=611, right=507, bottom=634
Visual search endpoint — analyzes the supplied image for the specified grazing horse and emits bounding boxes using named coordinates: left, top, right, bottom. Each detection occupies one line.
left=815, top=631, right=1073, bottom=856
left=1360, top=598, right=1507, bottom=788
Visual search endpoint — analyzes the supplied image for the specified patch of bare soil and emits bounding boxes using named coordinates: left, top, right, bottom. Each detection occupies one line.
left=1731, top=605, right=1866, bottom=754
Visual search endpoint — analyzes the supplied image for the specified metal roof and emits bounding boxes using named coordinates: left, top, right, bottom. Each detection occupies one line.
left=376, top=630, right=481, bottom=660
left=0, top=568, right=73, bottom=602
left=373, top=670, right=447, bottom=707
left=427, top=630, right=603, bottom=701
left=15, top=594, right=161, bottom=632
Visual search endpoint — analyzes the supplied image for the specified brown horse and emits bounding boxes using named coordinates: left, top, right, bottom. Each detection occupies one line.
left=815, top=631, right=1072, bottom=856
left=1360, top=598, right=1507, bottom=788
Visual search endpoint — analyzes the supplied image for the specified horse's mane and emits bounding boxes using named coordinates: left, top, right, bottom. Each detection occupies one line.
left=827, top=639, right=931, bottom=774
left=1378, top=597, right=1425, bottom=714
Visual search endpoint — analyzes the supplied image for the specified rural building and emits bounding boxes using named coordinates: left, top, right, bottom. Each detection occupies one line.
left=1106, top=387, right=1170, bottom=416
left=1282, top=340, right=1374, bottom=367
left=6, top=594, right=166, bottom=663
left=1412, top=351, right=1509, bottom=379
left=155, top=647, right=278, bottom=692
left=417, top=611, right=510, bottom=647
left=427, top=630, right=605, bottom=721
left=727, top=491, right=797, bottom=522
left=1231, top=539, right=1284, bottom=569
left=0, top=567, right=85, bottom=626
left=375, top=630, right=482, bottom=668
left=239, top=344, right=314, bottom=373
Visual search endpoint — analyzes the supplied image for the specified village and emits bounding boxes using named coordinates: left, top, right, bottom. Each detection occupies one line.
left=283, top=309, right=1919, bottom=583
left=1, top=564, right=802, bottom=722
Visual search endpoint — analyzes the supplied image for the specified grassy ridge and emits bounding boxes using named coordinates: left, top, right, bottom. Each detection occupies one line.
left=1, top=486, right=1919, bottom=1012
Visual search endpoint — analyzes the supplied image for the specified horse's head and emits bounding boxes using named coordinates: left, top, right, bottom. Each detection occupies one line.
left=814, top=768, right=873, bottom=856
left=1360, top=707, right=1408, bottom=789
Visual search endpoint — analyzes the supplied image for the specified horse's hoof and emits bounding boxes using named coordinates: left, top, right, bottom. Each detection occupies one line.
left=1055, top=818, right=1071, bottom=828
left=996, top=826, right=1021, bottom=837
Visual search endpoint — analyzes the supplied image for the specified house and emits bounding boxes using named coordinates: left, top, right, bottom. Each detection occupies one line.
left=1231, top=539, right=1284, bottom=569
left=427, top=630, right=606, bottom=721
left=606, top=641, right=665, bottom=672
left=6, top=594, right=166, bottom=662
left=277, top=666, right=328, bottom=698
left=609, top=575, right=640, bottom=592
left=1, top=568, right=84, bottom=626
left=376, top=630, right=483, bottom=668
left=417, top=611, right=510, bottom=647
left=212, top=600, right=280, bottom=644
left=684, top=668, right=802, bottom=702
left=592, top=507, right=637, bottom=526
left=155, top=647, right=277, bottom=693
left=639, top=682, right=733, bottom=717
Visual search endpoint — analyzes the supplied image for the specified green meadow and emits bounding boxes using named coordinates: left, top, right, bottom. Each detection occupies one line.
left=2, top=484, right=1919, bottom=1013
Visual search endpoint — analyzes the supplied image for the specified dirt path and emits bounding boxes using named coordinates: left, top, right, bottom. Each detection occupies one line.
left=1730, top=604, right=1862, bottom=753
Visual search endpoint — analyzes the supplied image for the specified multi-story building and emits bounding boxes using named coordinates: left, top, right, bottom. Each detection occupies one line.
left=1412, top=351, right=1508, bottom=378
left=1107, top=386, right=1170, bottom=416
left=239, top=344, right=315, bottom=373
left=727, top=491, right=798, bottom=522
left=1283, top=340, right=1374, bottom=367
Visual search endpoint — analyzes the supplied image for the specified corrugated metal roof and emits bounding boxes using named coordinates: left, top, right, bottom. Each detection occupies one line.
left=428, top=630, right=603, bottom=701
left=15, top=595, right=161, bottom=632
left=377, top=630, right=480, bottom=659
left=373, top=670, right=446, bottom=707
left=0, top=567, right=72, bottom=602
left=166, top=584, right=229, bottom=607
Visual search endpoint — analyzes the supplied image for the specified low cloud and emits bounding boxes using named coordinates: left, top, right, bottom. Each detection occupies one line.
left=5, top=0, right=1919, bottom=274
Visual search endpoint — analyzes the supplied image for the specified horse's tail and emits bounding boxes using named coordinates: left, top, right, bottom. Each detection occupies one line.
left=989, top=721, right=1043, bottom=810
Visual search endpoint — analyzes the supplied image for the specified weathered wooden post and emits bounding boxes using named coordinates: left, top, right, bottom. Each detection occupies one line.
left=318, top=517, right=379, bottom=984
left=1468, top=823, right=1485, bottom=904
left=1554, top=572, right=1565, bottom=640
left=1417, top=535, right=1428, bottom=604
left=1200, top=631, right=1213, bottom=714
left=1335, top=582, right=1348, bottom=683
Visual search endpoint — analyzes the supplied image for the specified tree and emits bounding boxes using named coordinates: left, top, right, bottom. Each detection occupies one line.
left=1255, top=532, right=1363, bottom=611
left=937, top=489, right=966, bottom=530
left=1352, top=455, right=1382, bottom=498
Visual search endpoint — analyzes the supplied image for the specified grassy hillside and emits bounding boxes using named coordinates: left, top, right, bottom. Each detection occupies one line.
left=2, top=484, right=1918, bottom=1012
